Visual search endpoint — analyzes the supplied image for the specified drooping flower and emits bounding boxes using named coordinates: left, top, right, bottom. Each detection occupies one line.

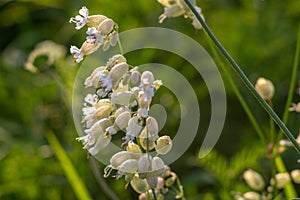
left=69, top=6, right=89, bottom=30
left=157, top=0, right=205, bottom=29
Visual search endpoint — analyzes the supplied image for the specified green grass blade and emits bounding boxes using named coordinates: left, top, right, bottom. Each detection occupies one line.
left=46, top=130, right=92, bottom=200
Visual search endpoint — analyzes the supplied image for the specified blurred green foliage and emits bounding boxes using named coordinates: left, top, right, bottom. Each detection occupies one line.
left=0, top=0, right=300, bottom=199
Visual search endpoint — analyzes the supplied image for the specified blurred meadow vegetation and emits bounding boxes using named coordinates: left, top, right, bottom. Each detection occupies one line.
left=0, top=0, right=300, bottom=199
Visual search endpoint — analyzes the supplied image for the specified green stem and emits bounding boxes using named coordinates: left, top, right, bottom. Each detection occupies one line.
left=45, top=130, right=92, bottom=200
left=269, top=100, right=275, bottom=143
left=275, top=22, right=300, bottom=143
left=117, top=37, right=124, bottom=55
left=152, top=188, right=158, bottom=200
left=275, top=156, right=298, bottom=198
left=204, top=32, right=266, bottom=144
left=184, top=0, right=300, bottom=153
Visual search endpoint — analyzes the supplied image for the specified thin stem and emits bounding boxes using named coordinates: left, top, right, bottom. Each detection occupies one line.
left=275, top=156, right=298, bottom=198
left=117, top=37, right=124, bottom=55
left=204, top=32, right=266, bottom=144
left=184, top=0, right=300, bottom=153
left=275, top=22, right=300, bottom=143
left=45, top=130, right=92, bottom=200
left=176, top=177, right=186, bottom=200
left=88, top=155, right=120, bottom=200
left=269, top=100, right=275, bottom=143
left=152, top=188, right=158, bottom=200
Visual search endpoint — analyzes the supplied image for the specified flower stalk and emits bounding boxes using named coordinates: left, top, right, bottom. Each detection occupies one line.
left=183, top=0, right=300, bottom=154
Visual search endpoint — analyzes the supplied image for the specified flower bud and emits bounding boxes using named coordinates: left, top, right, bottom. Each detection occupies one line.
left=126, top=116, right=143, bottom=138
left=97, top=18, right=114, bottom=35
left=146, top=117, right=159, bottom=138
left=109, top=62, right=129, bottom=86
left=243, top=192, right=261, bottom=200
left=146, top=175, right=158, bottom=188
left=274, top=172, right=290, bottom=189
left=155, top=135, right=172, bottom=155
left=291, top=169, right=300, bottom=184
left=95, top=105, right=112, bottom=119
left=141, top=71, right=154, bottom=84
left=127, top=141, right=142, bottom=154
left=255, top=77, right=275, bottom=100
left=111, top=91, right=135, bottom=105
left=130, top=69, right=140, bottom=85
left=130, top=174, right=149, bottom=193
left=80, top=40, right=101, bottom=55
left=138, top=193, right=147, bottom=200
left=106, top=54, right=127, bottom=70
left=243, top=169, right=265, bottom=191
left=109, top=31, right=119, bottom=46
left=139, top=127, right=156, bottom=151
left=110, top=151, right=140, bottom=169
left=151, top=157, right=165, bottom=177
left=114, top=111, right=131, bottom=130
left=138, top=155, right=151, bottom=179
left=102, top=40, right=110, bottom=51
left=156, top=177, right=165, bottom=190
left=87, top=15, right=107, bottom=27
left=118, top=159, right=138, bottom=174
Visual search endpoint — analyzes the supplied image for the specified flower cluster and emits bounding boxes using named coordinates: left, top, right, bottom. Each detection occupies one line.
left=77, top=53, right=179, bottom=195
left=233, top=168, right=300, bottom=200
left=157, top=0, right=205, bottom=29
left=69, top=7, right=119, bottom=63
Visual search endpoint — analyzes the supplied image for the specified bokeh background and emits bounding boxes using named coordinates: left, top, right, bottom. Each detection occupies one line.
left=0, top=0, right=300, bottom=199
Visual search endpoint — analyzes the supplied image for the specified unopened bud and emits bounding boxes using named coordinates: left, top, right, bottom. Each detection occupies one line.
left=243, top=192, right=261, bottom=200
left=109, top=31, right=118, bottom=46
left=87, top=15, right=107, bottom=27
left=151, top=157, right=165, bottom=177
left=95, top=105, right=111, bottom=119
left=114, top=111, right=131, bottom=130
left=274, top=172, right=290, bottom=189
left=118, top=159, right=138, bottom=174
left=110, top=151, right=140, bottom=169
left=243, top=169, right=265, bottom=191
left=255, top=77, right=275, bottom=100
left=146, top=117, right=159, bottom=138
left=139, top=127, right=156, bottom=151
left=109, top=62, right=129, bottom=86
left=291, top=169, right=300, bottom=184
left=89, top=134, right=111, bottom=155
left=138, top=155, right=151, bottom=179
left=156, top=135, right=172, bottom=155
left=130, top=174, right=149, bottom=193
left=126, top=116, right=143, bottom=138
left=98, top=18, right=114, bottom=35
left=127, top=141, right=142, bottom=154
left=130, top=69, right=140, bottom=85
left=156, top=177, right=165, bottom=190
left=141, top=71, right=154, bottom=84
left=80, top=40, right=100, bottom=55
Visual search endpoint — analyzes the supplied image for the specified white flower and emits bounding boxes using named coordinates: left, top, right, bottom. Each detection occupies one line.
left=289, top=102, right=300, bottom=112
left=86, top=27, right=104, bottom=44
left=69, top=6, right=89, bottom=30
left=70, top=45, right=83, bottom=63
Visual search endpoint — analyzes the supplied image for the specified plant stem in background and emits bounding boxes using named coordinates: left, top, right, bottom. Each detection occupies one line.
left=275, top=156, right=298, bottom=198
left=89, top=155, right=120, bottom=200
left=204, top=32, right=266, bottom=144
left=276, top=22, right=300, bottom=143
left=184, top=0, right=300, bottom=153
left=45, top=130, right=92, bottom=200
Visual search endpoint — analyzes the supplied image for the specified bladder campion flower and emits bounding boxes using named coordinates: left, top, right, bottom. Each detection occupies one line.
left=157, top=0, right=204, bottom=29
left=69, top=7, right=119, bottom=63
